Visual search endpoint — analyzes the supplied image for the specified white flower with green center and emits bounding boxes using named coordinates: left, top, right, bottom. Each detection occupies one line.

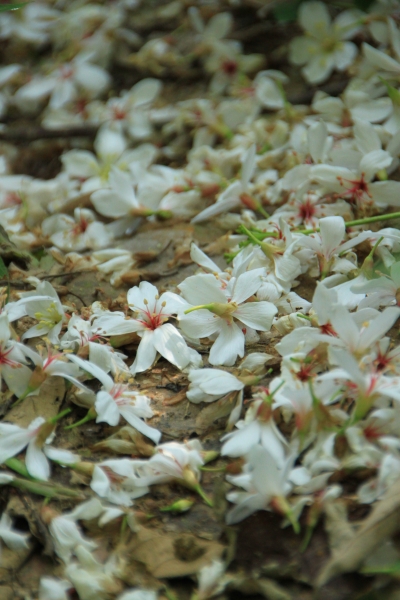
left=12, top=281, right=66, bottom=344
left=178, top=270, right=277, bottom=366
left=289, top=2, right=363, bottom=84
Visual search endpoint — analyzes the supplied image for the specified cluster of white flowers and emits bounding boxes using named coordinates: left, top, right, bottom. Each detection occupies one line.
left=3, top=0, right=400, bottom=597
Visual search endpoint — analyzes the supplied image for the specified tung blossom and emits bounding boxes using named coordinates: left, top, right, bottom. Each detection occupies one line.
left=87, top=281, right=199, bottom=375
left=226, top=445, right=297, bottom=526
left=0, top=416, right=78, bottom=481
left=42, top=208, right=112, bottom=252
left=289, top=1, right=362, bottom=84
left=178, top=271, right=277, bottom=366
left=68, top=355, right=161, bottom=443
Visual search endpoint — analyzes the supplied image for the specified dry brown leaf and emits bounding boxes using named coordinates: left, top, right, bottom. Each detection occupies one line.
left=317, top=479, right=400, bottom=587
left=228, top=575, right=292, bottom=600
left=5, top=376, right=65, bottom=427
left=128, top=527, right=224, bottom=578
left=323, top=501, right=354, bottom=553
left=195, top=393, right=237, bottom=433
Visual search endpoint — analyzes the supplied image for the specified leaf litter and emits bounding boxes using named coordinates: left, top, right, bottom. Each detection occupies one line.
left=3, top=1, right=400, bottom=599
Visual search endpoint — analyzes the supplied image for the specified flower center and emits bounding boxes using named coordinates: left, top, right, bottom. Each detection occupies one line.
left=135, top=298, right=169, bottom=330
left=34, top=302, right=63, bottom=330
left=298, top=197, right=316, bottom=222
left=337, top=172, right=372, bottom=206
left=0, top=345, right=20, bottom=368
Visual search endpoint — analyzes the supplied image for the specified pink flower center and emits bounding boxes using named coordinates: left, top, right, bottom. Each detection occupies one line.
left=0, top=345, right=21, bottom=368
left=298, top=197, right=316, bottom=222
left=112, top=107, right=127, bottom=121
left=222, top=60, right=238, bottom=76
left=337, top=172, right=372, bottom=206
left=135, top=299, right=170, bottom=331
left=71, top=215, right=90, bottom=236
left=3, top=192, right=22, bottom=207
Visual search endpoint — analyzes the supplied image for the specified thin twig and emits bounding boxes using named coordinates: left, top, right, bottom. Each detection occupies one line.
left=0, top=125, right=99, bottom=142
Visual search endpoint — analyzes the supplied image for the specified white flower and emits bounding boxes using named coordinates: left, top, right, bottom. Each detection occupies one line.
left=61, top=126, right=137, bottom=194
left=187, top=369, right=244, bottom=403
left=253, top=70, right=289, bottom=110
left=61, top=313, right=129, bottom=376
left=91, top=459, right=149, bottom=506
left=15, top=347, right=89, bottom=399
left=354, top=261, right=400, bottom=308
left=125, top=281, right=197, bottom=374
left=310, top=155, right=400, bottom=211
left=221, top=395, right=287, bottom=462
left=329, top=305, right=400, bottom=356
left=196, top=560, right=226, bottom=600
left=329, top=348, right=400, bottom=413
left=68, top=355, right=161, bottom=443
left=12, top=281, right=66, bottom=344
left=226, top=445, right=296, bottom=525
left=178, top=271, right=277, bottom=366
left=42, top=208, right=112, bottom=252
left=289, top=2, right=362, bottom=84
left=0, top=3, right=60, bottom=46
left=363, top=39, right=400, bottom=75
left=91, top=167, right=162, bottom=222
left=39, top=577, right=71, bottom=600
left=191, top=145, right=257, bottom=223
left=295, top=216, right=371, bottom=276
left=138, top=440, right=204, bottom=487
left=0, top=417, right=79, bottom=481
left=0, top=313, right=33, bottom=398
left=15, top=52, right=110, bottom=114
left=65, top=545, right=120, bottom=600
left=91, top=78, right=161, bottom=140
left=0, top=513, right=30, bottom=550
left=44, top=500, right=102, bottom=563
left=117, top=591, right=158, bottom=600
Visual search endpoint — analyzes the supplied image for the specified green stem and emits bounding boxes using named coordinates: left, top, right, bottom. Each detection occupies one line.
left=300, top=525, right=314, bottom=552
left=194, top=484, right=213, bottom=507
left=184, top=303, right=213, bottom=315
left=199, top=466, right=226, bottom=472
left=257, top=204, right=270, bottom=219
left=11, top=477, right=85, bottom=499
left=49, top=408, right=71, bottom=424
left=5, top=458, right=34, bottom=479
left=64, top=411, right=95, bottom=430
left=297, top=212, right=400, bottom=235
left=11, top=388, right=31, bottom=407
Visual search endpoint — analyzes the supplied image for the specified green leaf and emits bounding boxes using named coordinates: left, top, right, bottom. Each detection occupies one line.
left=0, top=2, right=29, bottom=11
left=0, top=256, right=8, bottom=279
left=273, top=0, right=302, bottom=22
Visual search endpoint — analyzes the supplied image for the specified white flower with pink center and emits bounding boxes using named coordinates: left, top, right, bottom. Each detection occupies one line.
left=68, top=355, right=161, bottom=443
left=126, top=281, right=198, bottom=374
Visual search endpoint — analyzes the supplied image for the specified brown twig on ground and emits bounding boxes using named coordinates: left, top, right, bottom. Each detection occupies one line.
left=0, top=125, right=99, bottom=142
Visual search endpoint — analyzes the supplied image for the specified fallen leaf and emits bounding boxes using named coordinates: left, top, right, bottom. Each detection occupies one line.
left=0, top=224, right=31, bottom=268
left=5, top=376, right=65, bottom=427
left=317, top=479, right=400, bottom=587
left=323, top=501, right=354, bottom=553
left=127, top=527, right=224, bottom=578
left=195, top=393, right=237, bottom=433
